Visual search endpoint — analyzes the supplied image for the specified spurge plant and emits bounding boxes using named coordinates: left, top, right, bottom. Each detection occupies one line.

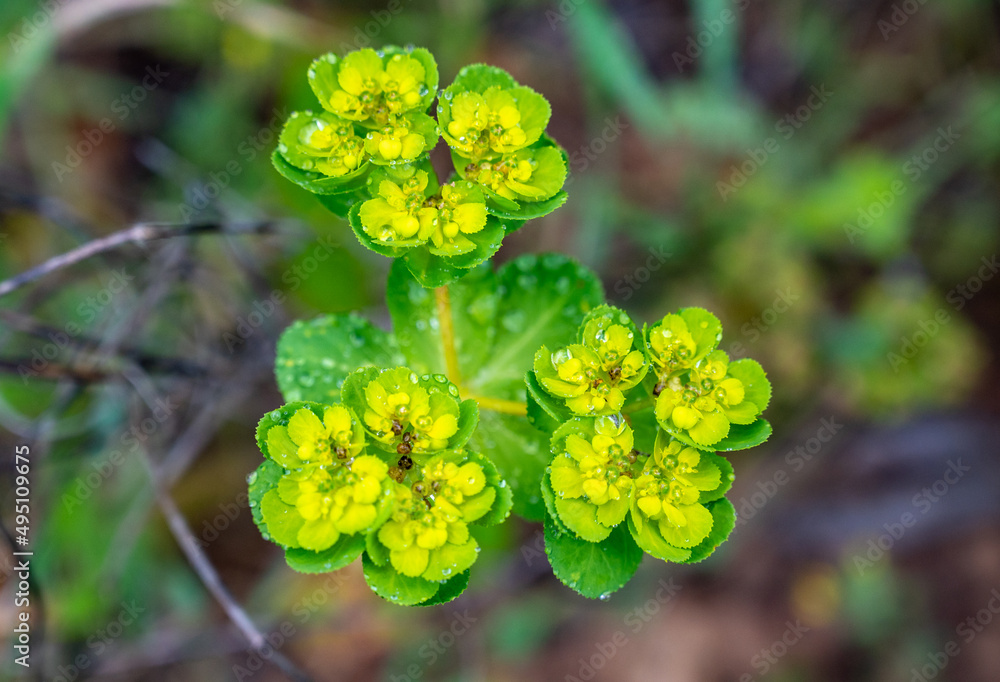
left=250, top=46, right=773, bottom=604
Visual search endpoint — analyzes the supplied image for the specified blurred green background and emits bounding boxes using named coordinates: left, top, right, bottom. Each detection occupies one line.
left=1, top=0, right=999, bottom=680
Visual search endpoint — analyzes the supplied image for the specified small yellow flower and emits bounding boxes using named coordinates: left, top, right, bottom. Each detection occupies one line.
left=580, top=317, right=647, bottom=388
left=630, top=440, right=719, bottom=549
left=655, top=351, right=750, bottom=447
left=446, top=87, right=529, bottom=158
left=549, top=416, right=637, bottom=538
left=325, top=49, right=428, bottom=125
left=421, top=183, right=488, bottom=255
left=461, top=146, right=566, bottom=202
left=535, top=346, right=626, bottom=416
left=285, top=405, right=365, bottom=465
left=377, top=454, right=493, bottom=580
left=648, top=315, right=699, bottom=376
left=363, top=121, right=427, bottom=163
left=279, top=112, right=366, bottom=177
left=277, top=456, right=389, bottom=551
left=358, top=171, right=436, bottom=245
left=362, top=368, right=460, bottom=454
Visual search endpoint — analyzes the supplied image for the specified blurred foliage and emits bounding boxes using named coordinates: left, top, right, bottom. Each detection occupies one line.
left=1, top=0, right=998, bottom=679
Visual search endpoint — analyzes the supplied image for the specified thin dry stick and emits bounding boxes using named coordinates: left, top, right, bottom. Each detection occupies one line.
left=155, top=492, right=315, bottom=682
left=120, top=366, right=312, bottom=682
left=0, top=221, right=279, bottom=299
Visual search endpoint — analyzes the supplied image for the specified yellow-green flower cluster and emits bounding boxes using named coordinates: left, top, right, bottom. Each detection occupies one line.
left=277, top=48, right=439, bottom=176
left=358, top=171, right=488, bottom=255
left=260, top=405, right=394, bottom=552
left=273, top=48, right=572, bottom=285
left=360, top=367, right=462, bottom=455
left=629, top=439, right=721, bottom=556
left=254, top=367, right=510, bottom=604
left=376, top=454, right=495, bottom=580
left=442, top=66, right=567, bottom=205
left=534, top=307, right=648, bottom=416
left=549, top=415, right=637, bottom=541
left=546, top=420, right=730, bottom=562
left=648, top=310, right=770, bottom=447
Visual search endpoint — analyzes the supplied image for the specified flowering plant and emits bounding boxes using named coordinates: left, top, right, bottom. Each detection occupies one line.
left=254, top=46, right=773, bottom=604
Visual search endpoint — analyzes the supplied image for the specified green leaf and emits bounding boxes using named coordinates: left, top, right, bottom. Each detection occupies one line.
left=659, top=412, right=772, bottom=453
left=698, top=452, right=735, bottom=503
left=554, top=497, right=612, bottom=542
left=467, top=410, right=549, bottom=520
left=286, top=533, right=366, bottom=574
left=525, top=369, right=572, bottom=433
left=362, top=553, right=441, bottom=606
left=445, top=63, right=517, bottom=94
left=260, top=489, right=304, bottom=547
left=678, top=307, right=723, bottom=358
left=256, top=402, right=327, bottom=462
left=349, top=202, right=411, bottom=258
left=417, top=570, right=471, bottom=607
left=681, top=499, right=736, bottom=564
left=727, top=359, right=772, bottom=414
left=544, top=514, right=643, bottom=599
left=466, top=255, right=604, bottom=399
left=400, top=249, right=470, bottom=288
left=365, top=533, right=391, bottom=567
left=248, top=460, right=284, bottom=536
left=275, top=314, right=405, bottom=404
left=626, top=514, right=691, bottom=563
left=541, top=469, right=571, bottom=535
left=466, top=451, right=513, bottom=526
left=711, top=419, right=772, bottom=452
left=486, top=191, right=568, bottom=222
left=271, top=148, right=371, bottom=197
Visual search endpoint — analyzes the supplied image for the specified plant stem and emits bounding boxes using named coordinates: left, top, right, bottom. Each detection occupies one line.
left=435, top=285, right=529, bottom=417
left=469, top=395, right=528, bottom=417
left=435, top=285, right=463, bottom=388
